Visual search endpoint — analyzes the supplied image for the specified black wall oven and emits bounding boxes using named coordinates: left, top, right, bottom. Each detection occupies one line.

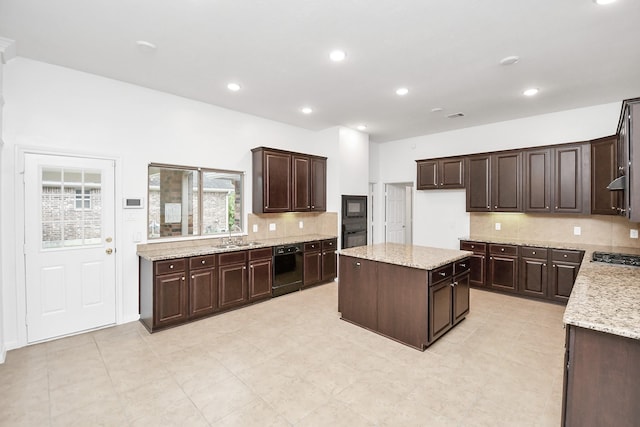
left=341, top=195, right=367, bottom=249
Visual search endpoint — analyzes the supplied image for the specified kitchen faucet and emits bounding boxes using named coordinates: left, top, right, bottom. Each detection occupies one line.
left=228, top=223, right=243, bottom=245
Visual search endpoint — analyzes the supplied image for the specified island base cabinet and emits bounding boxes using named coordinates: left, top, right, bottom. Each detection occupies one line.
left=429, top=281, right=453, bottom=342
left=563, top=326, right=640, bottom=427
left=338, top=256, right=378, bottom=331
left=453, top=272, right=470, bottom=324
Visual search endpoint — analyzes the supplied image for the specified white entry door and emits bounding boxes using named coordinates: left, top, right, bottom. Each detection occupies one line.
left=24, top=153, right=116, bottom=343
left=386, top=184, right=406, bottom=244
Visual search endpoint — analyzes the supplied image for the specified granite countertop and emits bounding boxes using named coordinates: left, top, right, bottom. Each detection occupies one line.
left=462, top=236, right=640, bottom=340
left=137, top=234, right=337, bottom=261
left=339, top=243, right=472, bottom=271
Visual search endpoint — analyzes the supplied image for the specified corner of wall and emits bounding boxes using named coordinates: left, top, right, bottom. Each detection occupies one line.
left=0, top=344, right=5, bottom=364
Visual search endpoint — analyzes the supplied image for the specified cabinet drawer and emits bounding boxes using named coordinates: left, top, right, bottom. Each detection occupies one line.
left=552, top=249, right=583, bottom=263
left=322, top=239, right=337, bottom=250
left=249, top=247, right=272, bottom=260
left=489, top=244, right=518, bottom=257
left=219, top=251, right=248, bottom=266
left=454, top=258, right=471, bottom=275
left=155, top=258, right=186, bottom=275
left=189, top=255, right=216, bottom=270
left=520, top=247, right=548, bottom=260
left=430, top=263, right=453, bottom=285
left=305, top=241, right=320, bottom=252
left=460, top=241, right=486, bottom=253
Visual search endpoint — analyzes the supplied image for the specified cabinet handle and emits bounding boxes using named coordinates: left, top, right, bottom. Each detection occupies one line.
left=555, top=206, right=558, bottom=209
left=311, top=205, right=315, bottom=209
left=486, top=205, right=490, bottom=209
left=181, top=276, right=185, bottom=281
left=553, top=264, right=556, bottom=268
left=250, top=265, right=253, bottom=269
left=243, top=266, right=247, bottom=270
left=494, top=205, right=497, bottom=209
left=191, top=275, right=195, bottom=279
left=439, top=272, right=446, bottom=276
left=532, top=251, right=536, bottom=255
left=501, top=248, right=505, bottom=252
left=169, top=265, right=174, bottom=269
left=450, top=282, right=455, bottom=287
left=563, top=254, right=568, bottom=258
left=201, top=260, right=206, bottom=264
left=543, top=263, right=546, bottom=267
left=460, top=263, right=466, bottom=268
left=546, top=206, right=549, bottom=209
left=355, top=262, right=361, bottom=267
left=471, top=245, right=475, bottom=249
left=490, top=256, right=493, bottom=260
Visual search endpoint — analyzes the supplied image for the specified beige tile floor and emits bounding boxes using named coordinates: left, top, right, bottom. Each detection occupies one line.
left=0, top=283, right=566, bottom=426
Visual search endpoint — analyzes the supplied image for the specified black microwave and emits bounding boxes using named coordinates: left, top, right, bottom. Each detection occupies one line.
left=342, top=195, right=367, bottom=218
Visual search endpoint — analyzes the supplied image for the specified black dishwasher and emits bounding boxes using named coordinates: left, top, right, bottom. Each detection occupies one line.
left=272, top=244, right=303, bottom=297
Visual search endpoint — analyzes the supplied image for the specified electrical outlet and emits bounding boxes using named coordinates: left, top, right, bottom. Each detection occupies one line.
left=495, top=223, right=501, bottom=231
left=631, top=229, right=639, bottom=239
left=573, top=226, right=581, bottom=236
left=269, top=223, right=276, bottom=231
left=299, top=221, right=304, bottom=229
left=252, top=224, right=258, bottom=233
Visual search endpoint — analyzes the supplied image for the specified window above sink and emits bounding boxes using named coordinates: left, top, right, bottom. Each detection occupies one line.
left=148, top=163, right=244, bottom=239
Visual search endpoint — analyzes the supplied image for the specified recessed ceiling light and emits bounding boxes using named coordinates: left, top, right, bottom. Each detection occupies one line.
left=499, top=55, right=520, bottom=66
left=593, top=0, right=616, bottom=5
left=396, top=87, right=409, bottom=96
left=447, top=112, right=465, bottom=119
left=227, top=82, right=241, bottom=92
left=356, top=125, right=367, bottom=131
left=523, top=88, right=539, bottom=97
left=431, top=107, right=444, bottom=113
left=329, top=50, right=347, bottom=62
left=135, top=40, right=157, bottom=51
left=301, top=107, right=313, bottom=114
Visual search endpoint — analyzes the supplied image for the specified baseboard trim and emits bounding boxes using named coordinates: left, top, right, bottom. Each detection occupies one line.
left=0, top=344, right=6, bottom=364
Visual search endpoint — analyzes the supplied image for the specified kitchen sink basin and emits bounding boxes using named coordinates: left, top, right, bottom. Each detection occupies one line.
left=215, top=242, right=261, bottom=249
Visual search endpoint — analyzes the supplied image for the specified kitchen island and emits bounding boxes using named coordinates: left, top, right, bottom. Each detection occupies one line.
left=338, top=243, right=472, bottom=350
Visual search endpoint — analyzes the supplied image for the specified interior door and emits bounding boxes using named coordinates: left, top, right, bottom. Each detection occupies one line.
left=385, top=184, right=406, bottom=244
left=24, top=153, right=116, bottom=343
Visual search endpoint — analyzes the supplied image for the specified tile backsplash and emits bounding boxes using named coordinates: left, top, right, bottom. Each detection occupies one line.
left=470, top=213, right=640, bottom=248
left=247, top=212, right=338, bottom=240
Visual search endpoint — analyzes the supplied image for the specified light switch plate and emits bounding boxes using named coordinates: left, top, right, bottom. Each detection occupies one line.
left=631, top=229, right=639, bottom=239
left=299, top=221, right=304, bottom=229
left=252, top=224, right=258, bottom=233
left=495, top=223, right=501, bottom=231
left=573, top=226, right=581, bottom=236
left=269, top=223, right=276, bottom=231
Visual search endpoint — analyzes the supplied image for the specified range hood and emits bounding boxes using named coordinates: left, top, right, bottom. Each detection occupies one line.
left=606, top=175, right=626, bottom=191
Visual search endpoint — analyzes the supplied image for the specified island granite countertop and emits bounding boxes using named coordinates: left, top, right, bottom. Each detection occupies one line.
left=340, top=243, right=472, bottom=271
left=137, top=234, right=337, bottom=261
left=461, top=236, right=640, bottom=341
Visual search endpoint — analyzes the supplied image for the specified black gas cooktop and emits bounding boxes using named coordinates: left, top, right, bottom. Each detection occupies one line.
left=592, top=251, right=640, bottom=267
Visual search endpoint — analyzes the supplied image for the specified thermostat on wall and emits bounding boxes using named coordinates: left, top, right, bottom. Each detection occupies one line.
left=123, top=198, right=145, bottom=209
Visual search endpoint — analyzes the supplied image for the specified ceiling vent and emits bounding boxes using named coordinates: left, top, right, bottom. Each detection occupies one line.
left=446, top=112, right=465, bottom=119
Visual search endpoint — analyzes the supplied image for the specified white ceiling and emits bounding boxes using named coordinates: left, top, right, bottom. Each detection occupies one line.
left=1, top=0, right=639, bottom=142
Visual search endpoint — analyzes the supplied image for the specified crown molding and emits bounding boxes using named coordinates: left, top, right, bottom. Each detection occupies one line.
left=0, top=37, right=16, bottom=63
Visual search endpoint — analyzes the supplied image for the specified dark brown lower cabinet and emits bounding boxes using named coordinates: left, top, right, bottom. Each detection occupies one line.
left=155, top=271, right=188, bottom=328
left=305, top=239, right=337, bottom=287
left=460, top=241, right=487, bottom=286
left=248, top=257, right=272, bottom=301
left=218, top=251, right=248, bottom=310
left=563, top=325, right=640, bottom=427
left=519, top=247, right=548, bottom=298
left=189, top=267, right=217, bottom=318
left=488, top=244, right=518, bottom=292
left=550, top=249, right=583, bottom=303
left=321, top=239, right=337, bottom=282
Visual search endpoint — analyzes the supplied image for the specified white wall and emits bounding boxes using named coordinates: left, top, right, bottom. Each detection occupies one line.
left=374, top=102, right=621, bottom=249
left=1, top=57, right=361, bottom=351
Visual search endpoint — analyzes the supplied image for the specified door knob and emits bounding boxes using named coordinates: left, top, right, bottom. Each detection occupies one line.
left=105, top=248, right=113, bottom=254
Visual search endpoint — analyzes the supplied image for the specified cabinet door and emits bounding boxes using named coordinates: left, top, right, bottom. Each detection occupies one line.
left=550, top=262, right=579, bottom=303
left=440, top=158, right=465, bottom=188
left=303, top=251, right=322, bottom=286
left=263, top=151, right=292, bottom=212
left=488, top=256, right=518, bottom=292
left=338, top=256, right=377, bottom=330
left=248, top=258, right=272, bottom=301
left=218, top=263, right=247, bottom=309
left=310, top=157, right=326, bottom=211
left=189, top=267, right=217, bottom=318
left=519, top=258, right=547, bottom=298
left=524, top=148, right=552, bottom=212
left=466, top=155, right=491, bottom=211
left=492, top=152, right=521, bottom=211
left=416, top=160, right=438, bottom=189
left=154, top=272, right=188, bottom=328
left=321, top=250, right=337, bottom=282
left=292, top=155, right=310, bottom=211
left=591, top=136, right=618, bottom=215
left=554, top=144, right=588, bottom=213
left=453, top=273, right=470, bottom=324
left=429, top=280, right=453, bottom=342
left=468, top=253, right=486, bottom=287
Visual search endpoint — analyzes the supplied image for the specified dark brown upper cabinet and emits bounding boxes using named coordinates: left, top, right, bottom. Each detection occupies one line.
left=523, top=143, right=590, bottom=214
left=252, top=147, right=326, bottom=213
left=591, top=136, right=619, bottom=215
left=416, top=157, right=464, bottom=190
left=466, top=152, right=521, bottom=212
left=616, top=98, right=640, bottom=222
